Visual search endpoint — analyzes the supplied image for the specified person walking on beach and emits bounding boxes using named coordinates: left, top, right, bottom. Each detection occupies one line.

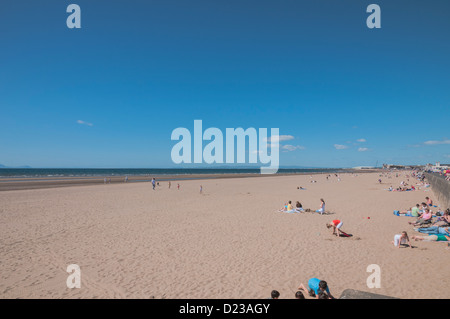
left=200, top=185, right=203, bottom=194
left=152, top=178, right=156, bottom=190
left=177, top=183, right=180, bottom=190
left=168, top=181, right=171, bottom=189
left=124, top=176, right=128, bottom=183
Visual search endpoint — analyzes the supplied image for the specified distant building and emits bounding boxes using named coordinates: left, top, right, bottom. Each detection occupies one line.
left=427, top=162, right=450, bottom=172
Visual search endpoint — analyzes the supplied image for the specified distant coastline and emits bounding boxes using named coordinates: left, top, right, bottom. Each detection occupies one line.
left=0, top=168, right=381, bottom=192
left=0, top=167, right=372, bottom=178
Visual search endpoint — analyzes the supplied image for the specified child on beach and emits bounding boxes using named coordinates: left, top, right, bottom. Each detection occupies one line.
left=326, top=219, right=344, bottom=236
left=298, top=278, right=334, bottom=299
left=295, top=291, right=305, bottom=299
left=392, top=231, right=412, bottom=248
left=270, top=290, right=280, bottom=299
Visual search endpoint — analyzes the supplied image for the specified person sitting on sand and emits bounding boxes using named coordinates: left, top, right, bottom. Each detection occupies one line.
left=392, top=231, right=412, bottom=248
left=400, top=204, right=420, bottom=217
left=326, top=219, right=344, bottom=236
left=316, top=199, right=325, bottom=215
left=409, top=208, right=433, bottom=227
left=420, top=202, right=428, bottom=212
left=434, top=210, right=450, bottom=227
left=298, top=278, right=334, bottom=299
left=279, top=201, right=294, bottom=212
left=411, top=234, right=450, bottom=242
left=426, top=197, right=433, bottom=207
left=287, top=201, right=293, bottom=211
left=295, top=201, right=304, bottom=212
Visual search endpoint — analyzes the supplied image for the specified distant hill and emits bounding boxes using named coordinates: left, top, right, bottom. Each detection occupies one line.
left=0, top=164, right=32, bottom=168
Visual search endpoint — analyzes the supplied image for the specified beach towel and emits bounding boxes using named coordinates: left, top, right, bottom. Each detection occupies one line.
left=339, top=231, right=353, bottom=237
left=393, top=210, right=414, bottom=217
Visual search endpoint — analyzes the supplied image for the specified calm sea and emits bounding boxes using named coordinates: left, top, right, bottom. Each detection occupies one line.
left=0, top=168, right=351, bottom=178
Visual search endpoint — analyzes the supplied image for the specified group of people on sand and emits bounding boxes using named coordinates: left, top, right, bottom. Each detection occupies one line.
left=270, top=278, right=335, bottom=299
left=388, top=182, right=416, bottom=192
left=392, top=195, right=450, bottom=247
left=279, top=199, right=326, bottom=214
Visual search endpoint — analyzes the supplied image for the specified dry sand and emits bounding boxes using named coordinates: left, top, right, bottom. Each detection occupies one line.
left=0, top=171, right=448, bottom=299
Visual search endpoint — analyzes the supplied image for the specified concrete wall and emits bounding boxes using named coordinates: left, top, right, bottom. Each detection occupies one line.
left=425, top=173, right=450, bottom=210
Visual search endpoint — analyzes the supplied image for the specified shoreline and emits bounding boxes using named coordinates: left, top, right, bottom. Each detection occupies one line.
left=0, top=169, right=381, bottom=192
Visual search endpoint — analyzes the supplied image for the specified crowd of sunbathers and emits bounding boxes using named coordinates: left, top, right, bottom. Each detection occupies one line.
left=392, top=195, right=450, bottom=247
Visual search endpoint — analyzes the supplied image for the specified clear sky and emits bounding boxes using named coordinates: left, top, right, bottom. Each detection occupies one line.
left=0, top=0, right=449, bottom=168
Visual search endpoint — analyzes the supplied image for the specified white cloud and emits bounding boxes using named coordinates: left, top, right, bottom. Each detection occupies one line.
left=424, top=139, right=450, bottom=145
left=334, top=144, right=349, bottom=150
left=77, top=120, right=93, bottom=127
left=356, top=138, right=366, bottom=143
left=281, top=144, right=306, bottom=152
left=264, top=135, right=294, bottom=143
left=358, top=147, right=369, bottom=152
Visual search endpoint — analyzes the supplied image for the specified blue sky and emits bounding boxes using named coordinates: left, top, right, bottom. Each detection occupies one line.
left=0, top=0, right=449, bottom=168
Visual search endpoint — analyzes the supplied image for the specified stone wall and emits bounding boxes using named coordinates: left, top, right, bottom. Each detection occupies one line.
left=425, top=173, right=450, bottom=210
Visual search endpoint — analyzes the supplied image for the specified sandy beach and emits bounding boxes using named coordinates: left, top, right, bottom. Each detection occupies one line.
left=0, top=171, right=448, bottom=299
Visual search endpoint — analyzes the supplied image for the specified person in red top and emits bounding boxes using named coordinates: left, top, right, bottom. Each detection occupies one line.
left=326, top=219, right=344, bottom=237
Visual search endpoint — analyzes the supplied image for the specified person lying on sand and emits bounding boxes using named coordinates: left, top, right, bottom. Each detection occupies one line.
left=392, top=231, right=412, bottom=248
left=326, top=219, right=344, bottom=237
left=414, top=226, right=450, bottom=235
left=412, top=234, right=450, bottom=242
left=298, top=278, right=334, bottom=299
